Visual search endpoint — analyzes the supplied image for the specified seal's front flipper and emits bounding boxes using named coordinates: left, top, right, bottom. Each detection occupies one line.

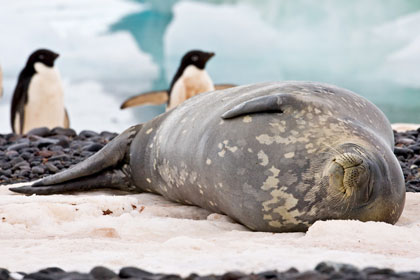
left=221, top=93, right=300, bottom=119
left=10, top=168, right=132, bottom=195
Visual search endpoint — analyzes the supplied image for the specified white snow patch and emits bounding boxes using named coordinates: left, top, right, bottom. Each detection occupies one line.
left=0, top=183, right=419, bottom=275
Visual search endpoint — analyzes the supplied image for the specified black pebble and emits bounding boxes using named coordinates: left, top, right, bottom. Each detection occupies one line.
left=7, top=142, right=30, bottom=151
left=31, top=166, right=45, bottom=174
left=0, top=268, right=10, bottom=280
left=51, top=127, right=77, bottom=137
left=27, top=127, right=51, bottom=137
left=394, top=147, right=414, bottom=156
left=89, top=266, right=117, bottom=280
left=79, top=130, right=99, bottom=139
left=119, top=267, right=154, bottom=279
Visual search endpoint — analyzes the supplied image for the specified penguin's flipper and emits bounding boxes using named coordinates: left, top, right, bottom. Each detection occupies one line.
left=64, top=108, right=70, bottom=128
left=214, top=84, right=237, bottom=91
left=10, top=77, right=30, bottom=134
left=120, top=90, right=169, bottom=109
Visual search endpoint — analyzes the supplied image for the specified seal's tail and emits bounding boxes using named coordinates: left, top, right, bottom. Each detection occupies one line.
left=9, top=125, right=142, bottom=195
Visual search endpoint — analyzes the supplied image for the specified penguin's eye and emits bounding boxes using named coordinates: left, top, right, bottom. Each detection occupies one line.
left=191, top=55, right=198, bottom=62
left=39, top=55, right=45, bottom=60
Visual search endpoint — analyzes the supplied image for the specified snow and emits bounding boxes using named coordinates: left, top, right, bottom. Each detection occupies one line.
left=0, top=183, right=419, bottom=275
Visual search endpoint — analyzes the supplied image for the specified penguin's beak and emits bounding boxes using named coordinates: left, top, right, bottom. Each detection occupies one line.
left=53, top=53, right=60, bottom=60
left=204, top=52, right=215, bottom=63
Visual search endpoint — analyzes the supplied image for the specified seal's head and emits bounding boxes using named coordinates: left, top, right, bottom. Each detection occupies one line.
left=323, top=142, right=405, bottom=224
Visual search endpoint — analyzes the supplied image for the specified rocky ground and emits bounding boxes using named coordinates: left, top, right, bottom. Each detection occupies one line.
left=1, top=262, right=420, bottom=280
left=0, top=127, right=420, bottom=280
left=0, top=127, right=118, bottom=185
left=394, top=129, right=420, bottom=192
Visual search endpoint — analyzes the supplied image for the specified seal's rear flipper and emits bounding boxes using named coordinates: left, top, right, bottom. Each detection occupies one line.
left=10, top=168, right=132, bottom=195
left=9, top=124, right=142, bottom=195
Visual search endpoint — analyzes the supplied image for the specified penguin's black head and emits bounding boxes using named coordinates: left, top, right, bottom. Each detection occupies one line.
left=180, top=50, right=215, bottom=70
left=26, top=49, right=59, bottom=68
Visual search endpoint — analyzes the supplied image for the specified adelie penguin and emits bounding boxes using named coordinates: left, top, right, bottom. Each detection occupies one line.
left=11, top=49, right=70, bottom=134
left=120, top=50, right=235, bottom=111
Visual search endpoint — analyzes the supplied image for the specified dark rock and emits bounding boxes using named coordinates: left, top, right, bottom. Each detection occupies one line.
left=51, top=127, right=77, bottom=137
left=38, top=268, right=65, bottom=274
left=362, top=267, right=395, bottom=276
left=119, top=267, right=154, bottom=279
left=160, top=275, right=183, bottom=280
left=315, top=262, right=335, bottom=274
left=33, top=138, right=60, bottom=148
left=21, top=152, right=32, bottom=160
left=7, top=142, right=30, bottom=151
left=394, top=147, right=414, bottom=156
left=396, top=137, right=415, bottom=146
left=79, top=130, right=99, bottom=138
left=12, top=161, right=30, bottom=171
left=257, top=270, right=278, bottom=279
left=60, top=272, right=93, bottom=280
left=89, top=266, right=117, bottom=280
left=221, top=271, right=247, bottom=280
left=190, top=276, right=218, bottom=280
left=27, top=127, right=51, bottom=137
left=408, top=145, right=420, bottom=154
left=0, top=169, right=11, bottom=177
left=0, top=268, right=10, bottom=280
left=56, top=138, right=70, bottom=148
left=5, top=150, right=19, bottom=159
left=9, top=156, right=25, bottom=166
left=1, top=162, right=12, bottom=170
left=49, top=145, right=65, bottom=152
left=293, top=271, right=327, bottom=280
left=397, top=272, right=420, bottom=280
left=49, top=155, right=70, bottom=162
left=45, top=162, right=59, bottom=173
left=31, top=166, right=45, bottom=174
left=18, top=170, right=30, bottom=178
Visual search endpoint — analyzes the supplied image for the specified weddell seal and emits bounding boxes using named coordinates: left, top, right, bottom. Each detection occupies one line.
left=10, top=81, right=406, bottom=232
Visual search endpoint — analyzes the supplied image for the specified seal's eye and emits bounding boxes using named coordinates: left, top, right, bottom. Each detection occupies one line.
left=191, top=55, right=199, bottom=62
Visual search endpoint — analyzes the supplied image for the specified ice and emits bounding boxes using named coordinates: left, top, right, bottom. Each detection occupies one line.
left=0, top=0, right=158, bottom=133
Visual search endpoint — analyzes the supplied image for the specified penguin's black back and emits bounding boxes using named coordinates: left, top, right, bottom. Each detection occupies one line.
left=10, top=67, right=34, bottom=133
left=168, top=50, right=213, bottom=98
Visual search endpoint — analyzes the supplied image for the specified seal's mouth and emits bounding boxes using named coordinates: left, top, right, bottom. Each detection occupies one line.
left=327, top=152, right=371, bottom=200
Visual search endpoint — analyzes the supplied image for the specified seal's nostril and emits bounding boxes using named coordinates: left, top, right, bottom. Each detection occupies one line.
left=328, top=152, right=370, bottom=197
left=334, top=153, right=364, bottom=169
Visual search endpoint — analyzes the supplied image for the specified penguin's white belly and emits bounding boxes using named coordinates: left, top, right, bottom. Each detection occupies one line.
left=168, top=66, right=214, bottom=110
left=23, top=69, right=65, bottom=134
